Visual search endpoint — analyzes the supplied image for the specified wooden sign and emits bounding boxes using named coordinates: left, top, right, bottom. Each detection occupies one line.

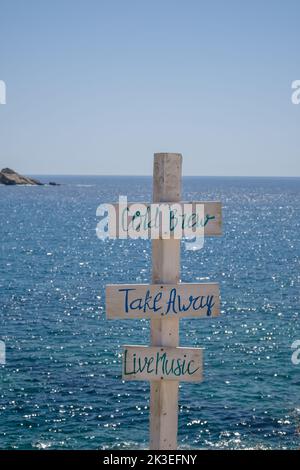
left=103, top=153, right=223, bottom=450
left=106, top=283, right=220, bottom=319
left=107, top=201, right=222, bottom=238
left=123, top=345, right=203, bottom=382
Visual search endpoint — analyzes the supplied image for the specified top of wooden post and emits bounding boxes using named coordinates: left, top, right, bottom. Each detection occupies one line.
left=153, top=153, right=182, bottom=203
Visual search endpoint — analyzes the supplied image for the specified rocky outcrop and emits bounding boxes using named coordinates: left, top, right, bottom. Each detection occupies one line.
left=0, top=168, right=44, bottom=185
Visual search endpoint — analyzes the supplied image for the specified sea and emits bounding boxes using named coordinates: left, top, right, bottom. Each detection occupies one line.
left=0, top=176, right=300, bottom=449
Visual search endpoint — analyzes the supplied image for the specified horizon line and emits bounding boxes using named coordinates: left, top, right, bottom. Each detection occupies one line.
left=27, top=173, right=300, bottom=178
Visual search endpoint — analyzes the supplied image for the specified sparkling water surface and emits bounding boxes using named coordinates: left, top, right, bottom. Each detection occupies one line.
left=0, top=176, right=300, bottom=449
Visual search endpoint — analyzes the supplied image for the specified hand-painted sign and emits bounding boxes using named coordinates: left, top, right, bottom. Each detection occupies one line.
left=123, top=345, right=203, bottom=382
left=106, top=283, right=220, bottom=319
left=97, top=201, right=222, bottom=239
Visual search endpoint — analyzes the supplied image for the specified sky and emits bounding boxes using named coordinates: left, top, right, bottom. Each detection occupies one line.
left=0, top=0, right=299, bottom=176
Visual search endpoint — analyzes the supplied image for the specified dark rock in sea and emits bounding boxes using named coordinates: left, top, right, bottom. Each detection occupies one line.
left=0, top=168, right=44, bottom=185
left=48, top=181, right=60, bottom=186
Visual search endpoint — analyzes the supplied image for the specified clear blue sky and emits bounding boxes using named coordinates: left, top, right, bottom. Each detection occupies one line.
left=0, top=0, right=299, bottom=176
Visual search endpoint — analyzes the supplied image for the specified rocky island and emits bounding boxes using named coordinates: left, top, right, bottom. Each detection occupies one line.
left=0, top=168, right=43, bottom=185
left=0, top=168, right=59, bottom=186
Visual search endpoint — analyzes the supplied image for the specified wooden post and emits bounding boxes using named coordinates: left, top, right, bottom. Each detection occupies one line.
left=150, top=153, right=182, bottom=450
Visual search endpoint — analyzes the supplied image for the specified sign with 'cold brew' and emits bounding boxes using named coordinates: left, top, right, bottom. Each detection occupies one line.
left=97, top=201, right=222, bottom=239
left=106, top=283, right=220, bottom=319
left=123, top=345, right=203, bottom=382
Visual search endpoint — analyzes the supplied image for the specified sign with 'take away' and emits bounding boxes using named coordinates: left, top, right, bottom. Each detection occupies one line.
left=106, top=283, right=220, bottom=319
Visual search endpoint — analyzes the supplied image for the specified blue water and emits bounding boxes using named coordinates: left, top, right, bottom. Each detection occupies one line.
left=0, top=176, right=300, bottom=449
